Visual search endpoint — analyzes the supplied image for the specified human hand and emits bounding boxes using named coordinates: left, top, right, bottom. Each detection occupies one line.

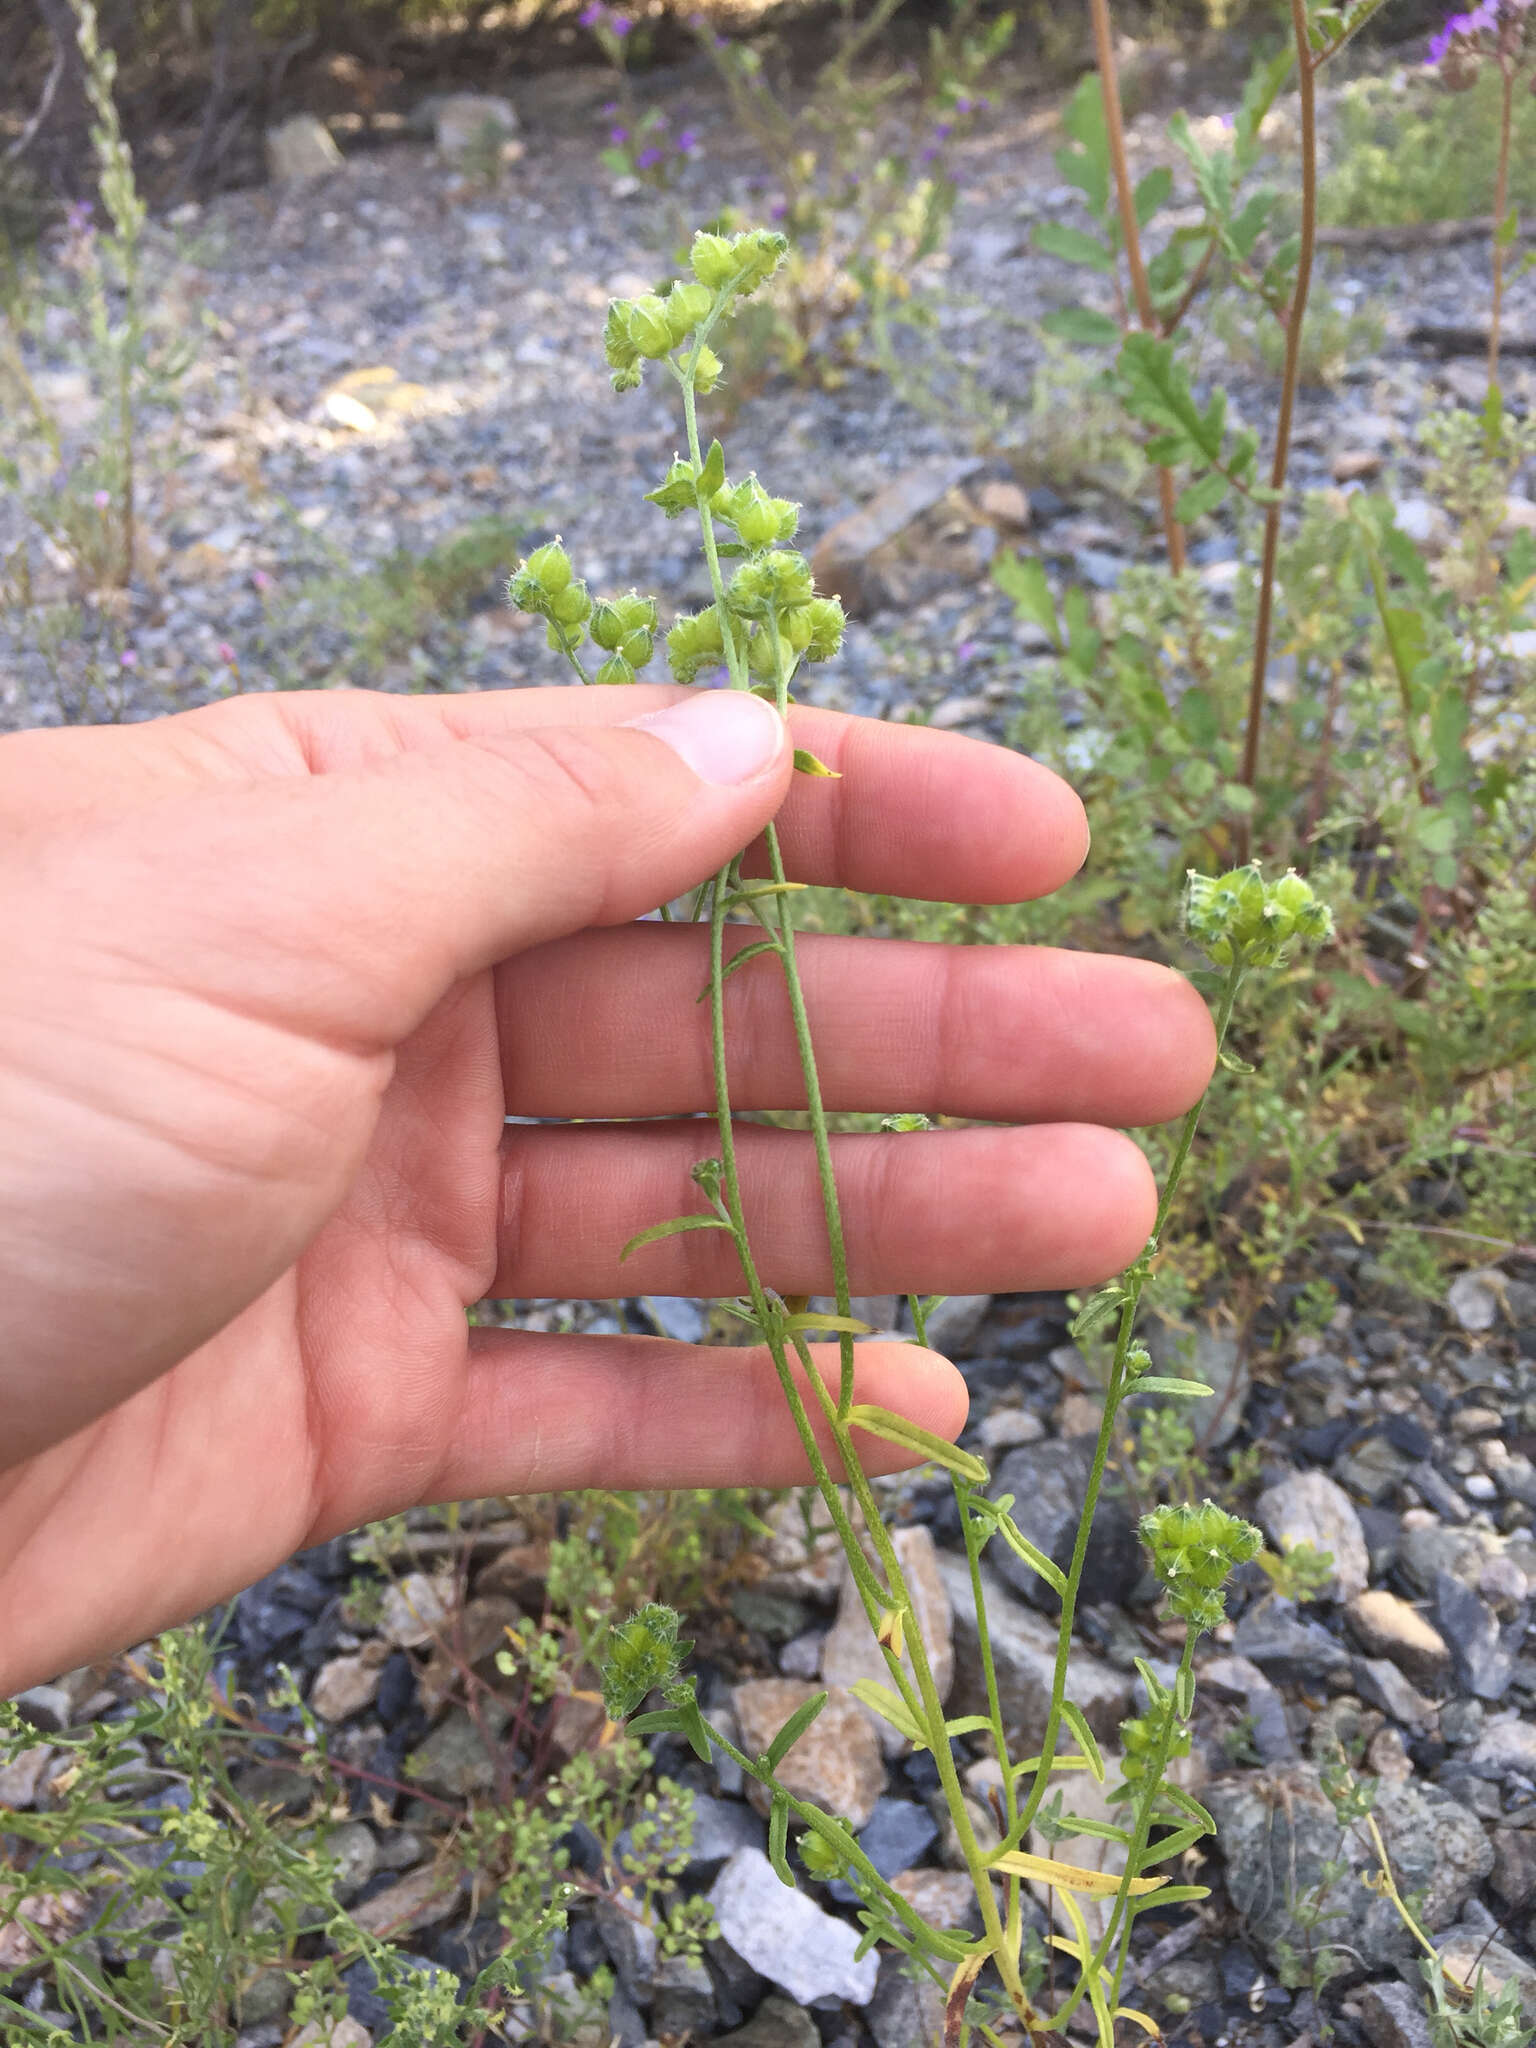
left=0, top=684, right=1212, bottom=1691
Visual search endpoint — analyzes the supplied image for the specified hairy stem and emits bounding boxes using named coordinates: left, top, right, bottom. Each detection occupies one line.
left=1237, top=0, right=1317, bottom=845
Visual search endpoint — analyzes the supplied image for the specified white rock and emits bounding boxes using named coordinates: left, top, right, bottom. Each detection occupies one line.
left=1448, top=1268, right=1500, bottom=1333
left=709, top=1847, right=879, bottom=2006
left=266, top=115, right=342, bottom=182
left=1256, top=1468, right=1369, bottom=1600
left=432, top=94, right=520, bottom=159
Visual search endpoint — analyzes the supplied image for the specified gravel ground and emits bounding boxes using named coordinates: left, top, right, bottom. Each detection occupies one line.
left=3, top=46, right=1535, bottom=2048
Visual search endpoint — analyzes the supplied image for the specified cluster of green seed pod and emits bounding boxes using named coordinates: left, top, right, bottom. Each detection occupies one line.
left=602, top=227, right=789, bottom=393
left=1139, top=1499, right=1263, bottom=1633
left=506, top=541, right=658, bottom=681
left=1183, top=862, right=1335, bottom=969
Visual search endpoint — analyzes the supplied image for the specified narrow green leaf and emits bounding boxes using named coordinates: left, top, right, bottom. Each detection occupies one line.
left=846, top=1405, right=989, bottom=1484
left=768, top=1794, right=793, bottom=1885
left=1127, top=1376, right=1213, bottom=1398
left=699, top=938, right=783, bottom=1001
left=994, top=1515, right=1069, bottom=1595
left=1061, top=1700, right=1106, bottom=1782
left=700, top=438, right=727, bottom=495
left=944, top=1715, right=997, bottom=1738
left=619, top=1213, right=735, bottom=1263
left=847, top=1679, right=926, bottom=1746
left=792, top=748, right=841, bottom=777
left=1160, top=1785, right=1215, bottom=1832
left=1056, top=1813, right=1133, bottom=1845
left=626, top=1707, right=687, bottom=1738
left=680, top=1697, right=714, bottom=1764
left=1217, top=1048, right=1256, bottom=1074
left=765, top=1691, right=828, bottom=1772
left=781, top=1311, right=874, bottom=1338
left=1135, top=1883, right=1209, bottom=1908
left=1137, top=1820, right=1205, bottom=1866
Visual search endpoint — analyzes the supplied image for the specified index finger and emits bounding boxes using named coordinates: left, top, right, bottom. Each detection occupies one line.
left=275, top=683, right=1089, bottom=904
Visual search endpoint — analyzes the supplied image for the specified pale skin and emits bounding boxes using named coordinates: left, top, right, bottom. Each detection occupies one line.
left=0, top=683, right=1214, bottom=1695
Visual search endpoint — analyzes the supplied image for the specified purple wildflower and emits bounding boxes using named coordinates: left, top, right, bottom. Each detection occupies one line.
left=252, top=568, right=273, bottom=592
left=636, top=145, right=663, bottom=169
left=93, top=489, right=110, bottom=509
left=956, top=639, right=978, bottom=662
left=676, top=127, right=698, bottom=150
left=119, top=648, right=138, bottom=668
left=609, top=12, right=632, bottom=34
left=609, top=125, right=630, bottom=145
left=579, top=2, right=604, bottom=24
left=216, top=640, right=236, bottom=663
left=65, top=199, right=93, bottom=235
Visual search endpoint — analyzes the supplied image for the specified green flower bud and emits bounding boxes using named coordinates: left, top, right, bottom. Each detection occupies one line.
left=595, top=653, right=637, bottom=686
left=614, top=590, right=658, bottom=634
left=548, top=581, right=593, bottom=628
left=521, top=541, right=573, bottom=595
left=666, top=606, right=726, bottom=684
left=1184, top=862, right=1334, bottom=970
left=731, top=227, right=790, bottom=296
left=590, top=600, right=625, bottom=651
left=625, top=294, right=676, bottom=360
left=693, top=343, right=724, bottom=395
left=620, top=628, right=654, bottom=668
left=689, top=231, right=737, bottom=290
left=716, top=477, right=798, bottom=548
left=646, top=458, right=701, bottom=518
left=1140, top=1499, right=1262, bottom=1634
left=601, top=1602, right=690, bottom=1721
left=730, top=549, right=815, bottom=616
left=746, top=624, right=795, bottom=681
left=799, top=594, right=844, bottom=661
left=664, top=281, right=713, bottom=344
left=603, top=301, right=641, bottom=380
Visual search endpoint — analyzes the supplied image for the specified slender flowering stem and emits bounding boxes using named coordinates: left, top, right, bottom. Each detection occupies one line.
left=1488, top=55, right=1515, bottom=394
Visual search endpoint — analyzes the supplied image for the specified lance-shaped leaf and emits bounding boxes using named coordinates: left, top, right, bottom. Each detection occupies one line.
left=1125, top=1375, right=1213, bottom=1398
left=991, top=1849, right=1168, bottom=1898
left=768, top=1792, right=793, bottom=1885
left=1034, top=221, right=1116, bottom=273
left=847, top=1679, right=926, bottom=1747
left=1061, top=1700, right=1106, bottom=1782
left=697, top=938, right=783, bottom=1001
left=792, top=748, right=841, bottom=777
left=846, top=1406, right=988, bottom=1484
left=780, top=1311, right=874, bottom=1338
left=620, top=1213, right=735, bottom=1263
left=764, top=1690, right=827, bottom=1772
left=994, top=1513, right=1068, bottom=1595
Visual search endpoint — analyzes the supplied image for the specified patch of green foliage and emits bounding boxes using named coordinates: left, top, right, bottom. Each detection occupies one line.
left=1320, top=68, right=1536, bottom=228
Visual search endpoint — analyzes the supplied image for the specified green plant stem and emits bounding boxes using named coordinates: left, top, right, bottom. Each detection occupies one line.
left=1360, top=538, right=1432, bottom=803
left=1488, top=57, right=1514, bottom=395
left=1086, top=0, right=1188, bottom=577
left=1237, top=0, right=1318, bottom=846
left=1011, top=960, right=1242, bottom=1852
left=1101, top=1627, right=1197, bottom=2005
left=959, top=1478, right=1025, bottom=1961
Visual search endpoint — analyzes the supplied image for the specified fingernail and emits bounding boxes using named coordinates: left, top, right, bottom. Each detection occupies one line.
left=626, top=690, right=784, bottom=786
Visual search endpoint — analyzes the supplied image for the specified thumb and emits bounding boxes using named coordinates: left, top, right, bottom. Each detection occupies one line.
left=159, top=686, right=794, bottom=1045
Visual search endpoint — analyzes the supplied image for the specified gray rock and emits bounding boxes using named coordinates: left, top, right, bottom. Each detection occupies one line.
left=642, top=1295, right=707, bottom=1344
left=977, top=1406, right=1045, bottom=1452
left=1207, top=1767, right=1491, bottom=1978
left=867, top=1952, right=946, bottom=2047
left=990, top=1438, right=1140, bottom=1613
left=1256, top=1469, right=1369, bottom=1600
left=1447, top=1270, right=1501, bottom=1333
left=1352, top=1657, right=1437, bottom=1730
left=1145, top=1322, right=1251, bottom=1447
left=266, top=115, right=342, bottom=182
left=1435, top=1571, right=1514, bottom=1700
left=715, top=1994, right=821, bottom=2048
left=1399, top=1524, right=1498, bottom=1597
left=856, top=1798, right=939, bottom=1881
left=779, top=1629, right=825, bottom=1679
left=306, top=1821, right=378, bottom=1905
left=430, top=94, right=520, bottom=159
left=811, top=458, right=985, bottom=614
left=938, top=1552, right=1133, bottom=1751
left=349, top=1862, right=465, bottom=1938
left=596, top=1888, right=658, bottom=2003
left=1469, top=1714, right=1536, bottom=1777
left=1490, top=1826, right=1536, bottom=1910
left=0, top=1744, right=55, bottom=1808
left=405, top=1705, right=506, bottom=1798
left=13, top=1685, right=73, bottom=1734
left=1359, top=1978, right=1435, bottom=2048
left=1231, top=1596, right=1352, bottom=1683
left=709, top=1848, right=880, bottom=2007
left=310, top=1652, right=384, bottom=1724
left=921, top=1294, right=993, bottom=1357
left=651, top=1952, right=715, bottom=2037
left=684, top=1792, right=767, bottom=1875
left=1200, top=1654, right=1296, bottom=1762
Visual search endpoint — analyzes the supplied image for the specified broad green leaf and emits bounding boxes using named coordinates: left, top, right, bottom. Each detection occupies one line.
left=1061, top=1700, right=1106, bottom=1783
left=1175, top=471, right=1228, bottom=523
left=1133, top=166, right=1173, bottom=229
left=765, top=1690, right=827, bottom=1771
left=1175, top=686, right=1219, bottom=748
left=1040, top=306, right=1122, bottom=348
left=700, top=438, right=727, bottom=496
left=619, top=1213, right=735, bottom=1263
left=1034, top=221, right=1116, bottom=273
left=993, top=549, right=1060, bottom=643
left=1057, top=75, right=1110, bottom=218
left=846, top=1405, right=989, bottom=1483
